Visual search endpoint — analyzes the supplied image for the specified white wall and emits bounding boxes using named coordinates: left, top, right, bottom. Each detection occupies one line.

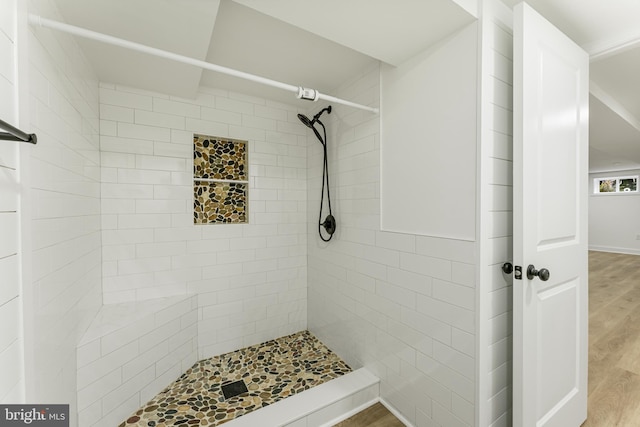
left=22, top=0, right=102, bottom=421
left=0, top=0, right=25, bottom=403
left=308, top=60, right=477, bottom=427
left=380, top=23, right=478, bottom=241
left=589, top=169, right=640, bottom=254
left=99, top=84, right=308, bottom=358
left=476, top=1, right=514, bottom=426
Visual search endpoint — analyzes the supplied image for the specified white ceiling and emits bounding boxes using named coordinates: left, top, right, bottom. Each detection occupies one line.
left=51, top=0, right=478, bottom=106
left=591, top=46, right=640, bottom=123
left=589, top=47, right=640, bottom=172
left=54, top=0, right=220, bottom=98
left=199, top=1, right=376, bottom=106
left=52, top=0, right=476, bottom=106
left=590, top=95, right=640, bottom=173
left=51, top=0, right=640, bottom=172
left=501, top=0, right=640, bottom=55
left=232, top=0, right=476, bottom=66
left=499, top=0, right=640, bottom=171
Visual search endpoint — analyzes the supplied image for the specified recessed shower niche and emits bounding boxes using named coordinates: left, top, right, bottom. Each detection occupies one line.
left=193, top=134, right=248, bottom=224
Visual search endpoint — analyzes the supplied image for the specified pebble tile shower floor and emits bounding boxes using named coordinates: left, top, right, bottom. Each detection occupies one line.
left=120, top=331, right=352, bottom=426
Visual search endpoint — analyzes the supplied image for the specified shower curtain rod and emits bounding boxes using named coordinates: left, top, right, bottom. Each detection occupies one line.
left=28, top=15, right=380, bottom=115
left=0, top=117, right=37, bottom=144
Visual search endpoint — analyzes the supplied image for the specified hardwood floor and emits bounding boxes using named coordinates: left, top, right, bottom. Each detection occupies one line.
left=333, top=403, right=404, bottom=427
left=583, top=251, right=640, bottom=426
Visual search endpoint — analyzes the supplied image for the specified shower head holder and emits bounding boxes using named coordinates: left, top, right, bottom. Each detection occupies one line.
left=297, top=106, right=332, bottom=130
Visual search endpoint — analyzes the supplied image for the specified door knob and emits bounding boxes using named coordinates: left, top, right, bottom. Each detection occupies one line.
left=502, top=262, right=513, bottom=274
left=527, top=264, right=550, bottom=281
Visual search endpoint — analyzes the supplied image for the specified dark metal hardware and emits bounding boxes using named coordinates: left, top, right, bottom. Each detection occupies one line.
left=527, top=264, right=550, bottom=281
left=514, top=265, right=522, bottom=280
left=0, top=118, right=37, bottom=144
left=502, top=262, right=513, bottom=274
left=321, top=214, right=336, bottom=235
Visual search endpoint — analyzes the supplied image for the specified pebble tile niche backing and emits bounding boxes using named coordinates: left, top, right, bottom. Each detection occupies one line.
left=120, top=331, right=352, bottom=426
left=193, top=134, right=248, bottom=224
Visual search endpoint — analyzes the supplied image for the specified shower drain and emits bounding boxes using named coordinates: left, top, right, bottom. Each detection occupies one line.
left=221, top=379, right=248, bottom=400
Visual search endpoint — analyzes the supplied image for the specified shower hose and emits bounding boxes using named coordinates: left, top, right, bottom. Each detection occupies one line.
left=317, top=120, right=334, bottom=242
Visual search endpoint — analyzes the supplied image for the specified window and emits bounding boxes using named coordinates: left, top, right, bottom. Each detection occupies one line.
left=193, top=134, right=248, bottom=224
left=593, top=175, right=638, bottom=194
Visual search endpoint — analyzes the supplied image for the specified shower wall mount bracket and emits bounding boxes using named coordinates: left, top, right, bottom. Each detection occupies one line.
left=297, top=87, right=320, bottom=102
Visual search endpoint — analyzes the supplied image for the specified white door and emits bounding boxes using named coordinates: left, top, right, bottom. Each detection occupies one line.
left=513, top=3, right=589, bottom=427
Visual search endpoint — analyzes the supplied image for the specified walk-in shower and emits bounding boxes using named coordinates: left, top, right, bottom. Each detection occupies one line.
left=298, top=106, right=336, bottom=242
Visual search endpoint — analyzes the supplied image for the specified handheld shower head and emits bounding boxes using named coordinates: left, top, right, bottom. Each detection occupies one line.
left=296, top=106, right=332, bottom=129
left=297, top=113, right=314, bottom=128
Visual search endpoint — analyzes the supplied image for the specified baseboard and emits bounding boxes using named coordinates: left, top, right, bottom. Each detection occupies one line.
left=317, top=396, right=416, bottom=427
left=589, top=245, right=640, bottom=256
left=380, top=398, right=415, bottom=427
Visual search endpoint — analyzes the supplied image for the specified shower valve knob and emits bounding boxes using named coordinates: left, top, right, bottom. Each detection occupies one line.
left=321, top=215, right=336, bottom=235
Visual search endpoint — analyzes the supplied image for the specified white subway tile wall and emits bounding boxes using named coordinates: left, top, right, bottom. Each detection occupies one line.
left=76, top=296, right=198, bottom=427
left=25, top=0, right=102, bottom=420
left=307, top=64, right=478, bottom=426
left=478, top=1, right=514, bottom=426
left=486, top=21, right=514, bottom=427
left=0, top=0, right=23, bottom=403
left=99, top=84, right=308, bottom=359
